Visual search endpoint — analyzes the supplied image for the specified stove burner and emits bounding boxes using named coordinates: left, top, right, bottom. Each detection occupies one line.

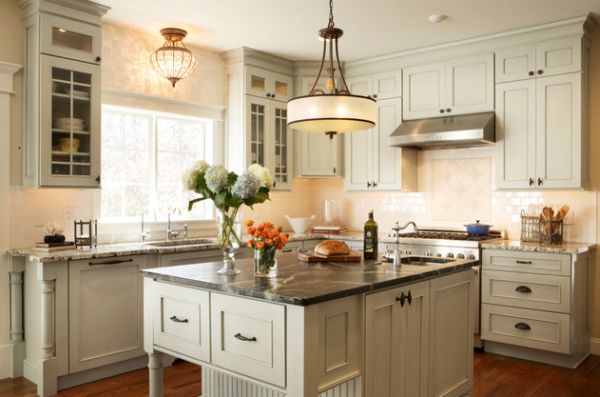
left=389, top=230, right=501, bottom=242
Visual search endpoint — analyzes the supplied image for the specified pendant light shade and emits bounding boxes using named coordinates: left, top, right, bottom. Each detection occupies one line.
left=150, top=28, right=197, bottom=87
left=287, top=0, right=377, bottom=139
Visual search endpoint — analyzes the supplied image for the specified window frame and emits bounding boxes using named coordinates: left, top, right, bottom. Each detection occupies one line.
left=99, top=104, right=215, bottom=223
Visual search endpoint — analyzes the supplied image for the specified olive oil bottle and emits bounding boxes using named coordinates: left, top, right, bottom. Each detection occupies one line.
left=363, top=210, right=378, bottom=259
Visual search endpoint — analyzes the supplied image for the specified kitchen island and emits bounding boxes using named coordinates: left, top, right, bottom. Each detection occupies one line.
left=142, top=253, right=477, bottom=397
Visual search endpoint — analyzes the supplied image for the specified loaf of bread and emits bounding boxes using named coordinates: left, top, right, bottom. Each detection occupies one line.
left=315, top=240, right=351, bottom=256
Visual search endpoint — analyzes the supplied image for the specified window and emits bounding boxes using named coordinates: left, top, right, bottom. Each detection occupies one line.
left=100, top=105, right=212, bottom=220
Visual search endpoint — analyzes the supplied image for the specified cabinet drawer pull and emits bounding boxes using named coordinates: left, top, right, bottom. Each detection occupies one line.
left=89, top=258, right=134, bottom=266
left=396, top=291, right=407, bottom=307
left=529, top=178, right=534, bottom=186
left=234, top=333, right=257, bottom=342
left=514, top=322, right=531, bottom=331
left=537, top=177, right=543, bottom=186
left=515, top=285, right=532, bottom=293
left=169, top=315, right=189, bottom=323
left=515, top=260, right=532, bottom=265
left=407, top=290, right=412, bottom=305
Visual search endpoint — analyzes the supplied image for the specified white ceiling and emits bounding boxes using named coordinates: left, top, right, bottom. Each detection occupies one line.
left=97, top=0, right=599, bottom=61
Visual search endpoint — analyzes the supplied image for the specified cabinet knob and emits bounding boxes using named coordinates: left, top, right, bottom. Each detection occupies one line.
left=396, top=291, right=407, bottom=307
left=537, top=70, right=544, bottom=75
left=333, top=166, right=336, bottom=174
left=95, top=56, right=101, bottom=62
left=528, top=71, right=535, bottom=76
left=406, top=290, right=412, bottom=305
left=529, top=178, right=534, bottom=186
left=367, top=181, right=372, bottom=188
left=271, top=94, right=276, bottom=98
left=446, top=108, right=451, bottom=113
left=372, top=94, right=378, bottom=99
left=372, top=181, right=378, bottom=188
left=95, top=175, right=101, bottom=184
left=266, top=93, right=271, bottom=98
left=537, top=177, right=543, bottom=186
left=439, top=109, right=445, bottom=114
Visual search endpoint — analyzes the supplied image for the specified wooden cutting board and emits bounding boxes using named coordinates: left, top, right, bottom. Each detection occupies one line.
left=298, top=251, right=362, bottom=263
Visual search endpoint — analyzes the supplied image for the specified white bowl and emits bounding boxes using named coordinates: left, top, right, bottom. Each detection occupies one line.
left=284, top=215, right=316, bottom=234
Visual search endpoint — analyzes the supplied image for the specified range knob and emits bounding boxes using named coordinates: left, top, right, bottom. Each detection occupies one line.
left=446, top=253, right=455, bottom=258
left=436, top=253, right=442, bottom=257
left=467, top=254, right=476, bottom=260
left=404, top=249, right=412, bottom=255
left=424, top=251, right=432, bottom=257
left=457, top=253, right=465, bottom=259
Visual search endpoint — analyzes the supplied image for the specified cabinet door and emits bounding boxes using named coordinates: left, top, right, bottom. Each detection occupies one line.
left=372, top=98, right=405, bottom=190
left=402, top=63, right=445, bottom=120
left=365, top=281, right=430, bottom=397
left=40, top=14, right=101, bottom=64
left=346, top=75, right=372, bottom=97
left=429, top=270, right=474, bottom=397
left=535, top=73, right=581, bottom=189
left=495, top=80, right=536, bottom=189
left=344, top=128, right=371, bottom=190
left=445, top=54, right=494, bottom=115
left=68, top=256, right=147, bottom=373
left=270, top=72, right=294, bottom=102
left=299, top=132, right=341, bottom=176
left=495, top=45, right=536, bottom=83
left=270, top=101, right=292, bottom=190
left=536, top=37, right=581, bottom=77
left=246, top=66, right=270, bottom=98
left=245, top=96, right=269, bottom=167
left=372, top=70, right=403, bottom=99
left=40, top=55, right=101, bottom=187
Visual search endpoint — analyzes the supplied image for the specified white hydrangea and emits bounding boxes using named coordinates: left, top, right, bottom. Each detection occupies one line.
left=193, top=160, right=209, bottom=174
left=231, top=172, right=260, bottom=199
left=248, top=164, right=273, bottom=189
left=182, top=168, right=199, bottom=191
left=205, top=165, right=229, bottom=193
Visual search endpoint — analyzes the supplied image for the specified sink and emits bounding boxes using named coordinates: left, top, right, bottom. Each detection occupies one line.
left=400, top=256, right=454, bottom=266
left=145, top=238, right=217, bottom=247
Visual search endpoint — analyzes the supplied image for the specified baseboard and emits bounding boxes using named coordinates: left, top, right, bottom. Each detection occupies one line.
left=0, top=342, right=26, bottom=380
left=23, top=359, right=36, bottom=383
left=591, top=337, right=600, bottom=356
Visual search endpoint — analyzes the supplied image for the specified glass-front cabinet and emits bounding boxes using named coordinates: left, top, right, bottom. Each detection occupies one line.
left=245, top=96, right=292, bottom=190
left=20, top=1, right=106, bottom=188
left=40, top=55, right=100, bottom=187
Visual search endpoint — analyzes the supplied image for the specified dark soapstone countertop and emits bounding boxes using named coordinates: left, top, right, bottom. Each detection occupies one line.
left=141, top=253, right=477, bottom=306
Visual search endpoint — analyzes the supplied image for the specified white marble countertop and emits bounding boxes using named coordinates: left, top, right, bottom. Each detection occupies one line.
left=481, top=240, right=596, bottom=254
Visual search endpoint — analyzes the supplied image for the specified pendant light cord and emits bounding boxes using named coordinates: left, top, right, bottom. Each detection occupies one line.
left=328, top=0, right=335, bottom=28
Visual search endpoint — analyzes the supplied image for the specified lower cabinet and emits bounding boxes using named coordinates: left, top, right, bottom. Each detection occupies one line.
left=365, top=270, right=473, bottom=397
left=68, top=255, right=147, bottom=373
left=365, top=280, right=429, bottom=397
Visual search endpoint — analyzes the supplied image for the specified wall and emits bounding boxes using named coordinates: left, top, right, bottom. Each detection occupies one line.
left=8, top=19, right=227, bottom=249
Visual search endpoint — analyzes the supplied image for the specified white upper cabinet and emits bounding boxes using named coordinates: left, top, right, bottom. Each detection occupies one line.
left=345, top=97, right=417, bottom=191
left=345, top=70, right=402, bottom=100
left=495, top=36, right=581, bottom=83
left=40, top=14, right=102, bottom=65
left=294, top=76, right=343, bottom=177
left=402, top=54, right=494, bottom=120
left=246, top=66, right=294, bottom=102
left=496, top=73, right=583, bottom=190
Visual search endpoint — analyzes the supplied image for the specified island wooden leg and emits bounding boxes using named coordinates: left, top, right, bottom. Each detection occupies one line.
left=148, top=352, right=164, bottom=397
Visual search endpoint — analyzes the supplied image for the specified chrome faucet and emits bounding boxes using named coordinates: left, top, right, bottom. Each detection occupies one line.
left=399, top=221, right=419, bottom=235
left=140, top=214, right=150, bottom=242
left=166, top=213, right=188, bottom=240
left=390, top=221, right=419, bottom=267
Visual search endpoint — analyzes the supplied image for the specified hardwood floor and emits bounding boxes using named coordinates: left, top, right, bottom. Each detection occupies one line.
left=1, top=353, right=599, bottom=396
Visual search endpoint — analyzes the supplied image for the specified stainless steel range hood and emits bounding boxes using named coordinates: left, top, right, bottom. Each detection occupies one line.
left=389, top=112, right=495, bottom=149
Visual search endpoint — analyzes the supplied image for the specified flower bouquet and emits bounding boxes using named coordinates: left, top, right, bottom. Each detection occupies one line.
left=184, top=161, right=273, bottom=275
left=245, top=220, right=289, bottom=278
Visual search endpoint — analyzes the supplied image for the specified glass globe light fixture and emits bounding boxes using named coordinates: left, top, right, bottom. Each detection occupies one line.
left=150, top=28, right=197, bottom=87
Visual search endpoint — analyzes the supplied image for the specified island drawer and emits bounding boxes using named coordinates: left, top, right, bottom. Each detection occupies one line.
left=482, top=270, right=570, bottom=313
left=210, top=293, right=286, bottom=388
left=482, top=249, right=571, bottom=276
left=481, top=304, right=570, bottom=354
left=152, top=282, right=210, bottom=362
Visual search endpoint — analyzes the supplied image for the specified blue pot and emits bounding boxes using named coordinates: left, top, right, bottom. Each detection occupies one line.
left=464, top=220, right=492, bottom=236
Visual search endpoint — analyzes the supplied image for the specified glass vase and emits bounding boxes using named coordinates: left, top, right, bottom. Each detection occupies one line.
left=216, top=209, right=242, bottom=275
left=254, top=247, right=278, bottom=278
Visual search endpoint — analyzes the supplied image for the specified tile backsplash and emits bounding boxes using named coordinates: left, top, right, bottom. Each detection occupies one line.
left=9, top=147, right=598, bottom=248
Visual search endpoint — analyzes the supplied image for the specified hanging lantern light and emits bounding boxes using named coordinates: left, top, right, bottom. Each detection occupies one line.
left=150, top=28, right=197, bottom=87
left=287, top=0, right=377, bottom=139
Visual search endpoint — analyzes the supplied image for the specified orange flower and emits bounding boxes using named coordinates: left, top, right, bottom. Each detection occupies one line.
left=266, top=238, right=273, bottom=246
left=245, top=219, right=254, bottom=227
left=257, top=224, right=264, bottom=231
left=247, top=240, right=254, bottom=248
left=256, top=241, right=265, bottom=249
left=276, top=242, right=284, bottom=249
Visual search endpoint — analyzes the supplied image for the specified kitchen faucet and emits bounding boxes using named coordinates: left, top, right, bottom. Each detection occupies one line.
left=140, top=214, right=150, bottom=242
left=390, top=221, right=419, bottom=266
left=166, top=212, right=188, bottom=240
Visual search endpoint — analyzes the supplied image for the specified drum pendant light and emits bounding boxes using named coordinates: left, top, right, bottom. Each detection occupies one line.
left=287, top=0, right=377, bottom=139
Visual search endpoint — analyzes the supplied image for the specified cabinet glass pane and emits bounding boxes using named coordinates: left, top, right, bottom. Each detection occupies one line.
left=275, top=81, right=289, bottom=97
left=251, top=75, right=266, bottom=92
left=52, top=27, right=93, bottom=54
left=274, top=108, right=288, bottom=183
left=51, top=66, right=92, bottom=177
left=250, top=104, right=265, bottom=165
